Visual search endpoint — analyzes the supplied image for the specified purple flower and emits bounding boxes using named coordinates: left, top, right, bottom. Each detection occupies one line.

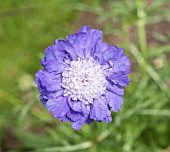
left=35, top=26, right=130, bottom=130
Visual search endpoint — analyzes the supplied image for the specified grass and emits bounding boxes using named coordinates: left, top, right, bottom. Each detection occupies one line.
left=0, top=0, right=78, bottom=91
left=0, top=0, right=170, bottom=152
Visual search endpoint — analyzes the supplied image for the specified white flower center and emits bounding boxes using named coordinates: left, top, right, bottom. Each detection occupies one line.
left=61, top=57, right=107, bottom=104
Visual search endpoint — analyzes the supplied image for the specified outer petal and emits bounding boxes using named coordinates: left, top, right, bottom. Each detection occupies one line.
left=44, top=40, right=76, bottom=65
left=109, top=56, right=130, bottom=74
left=103, top=110, right=112, bottom=123
left=67, top=26, right=103, bottom=59
left=36, top=70, right=64, bottom=105
left=40, top=72, right=62, bottom=91
left=43, top=59, right=66, bottom=73
left=68, top=97, right=90, bottom=115
left=71, top=114, right=93, bottom=130
left=54, top=40, right=77, bottom=61
left=42, top=44, right=68, bottom=74
left=68, top=98, right=82, bottom=112
left=90, top=96, right=109, bottom=121
left=67, top=110, right=84, bottom=122
left=106, top=91, right=123, bottom=112
left=66, top=32, right=87, bottom=59
left=48, top=89, right=64, bottom=99
left=46, top=96, right=69, bottom=118
left=104, top=116, right=112, bottom=123
left=71, top=121, right=83, bottom=130
left=106, top=83, right=124, bottom=96
left=107, top=72, right=130, bottom=87
left=93, top=44, right=127, bottom=66
left=43, top=46, right=56, bottom=61
left=60, top=116, right=70, bottom=122
left=102, top=47, right=117, bottom=61
left=92, top=42, right=110, bottom=64
left=35, top=70, right=49, bottom=105
left=67, top=106, right=91, bottom=130
left=84, top=117, right=94, bottom=124
left=81, top=102, right=91, bottom=115
left=35, top=70, right=44, bottom=84
left=40, top=95, right=48, bottom=105
left=35, top=70, right=47, bottom=94
left=84, top=28, right=103, bottom=58
left=79, top=26, right=91, bottom=33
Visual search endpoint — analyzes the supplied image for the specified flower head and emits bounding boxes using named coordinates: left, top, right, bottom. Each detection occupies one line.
left=35, top=26, right=130, bottom=130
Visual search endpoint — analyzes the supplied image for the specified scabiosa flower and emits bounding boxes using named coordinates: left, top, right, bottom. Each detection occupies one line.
left=35, top=26, right=130, bottom=130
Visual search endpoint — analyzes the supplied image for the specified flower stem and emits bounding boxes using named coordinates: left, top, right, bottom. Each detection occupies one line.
left=137, top=8, right=147, bottom=56
left=31, top=141, right=93, bottom=152
left=137, top=21, right=147, bottom=56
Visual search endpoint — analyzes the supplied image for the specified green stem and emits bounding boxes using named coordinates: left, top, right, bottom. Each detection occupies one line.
left=139, top=109, right=170, bottom=117
left=136, top=4, right=148, bottom=56
left=97, top=130, right=110, bottom=142
left=127, top=43, right=170, bottom=99
left=31, top=142, right=93, bottom=152
left=137, top=21, right=147, bottom=56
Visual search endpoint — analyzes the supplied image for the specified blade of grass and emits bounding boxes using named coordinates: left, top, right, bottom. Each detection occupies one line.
left=127, top=43, right=170, bottom=99
left=138, top=109, right=170, bottom=117
left=148, top=45, right=170, bottom=57
left=0, top=88, right=22, bottom=105
left=31, top=141, right=93, bottom=152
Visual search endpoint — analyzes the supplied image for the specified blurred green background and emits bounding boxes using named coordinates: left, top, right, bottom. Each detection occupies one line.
left=0, top=0, right=170, bottom=152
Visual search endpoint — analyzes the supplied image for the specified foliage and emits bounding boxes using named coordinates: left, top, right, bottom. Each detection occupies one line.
left=0, top=0, right=170, bottom=152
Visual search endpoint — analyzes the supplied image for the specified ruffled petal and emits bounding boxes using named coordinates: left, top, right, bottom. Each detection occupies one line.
left=102, top=47, right=117, bottom=61
left=36, top=72, right=62, bottom=101
left=109, top=56, right=130, bottom=74
left=106, top=83, right=124, bottom=96
left=44, top=46, right=56, bottom=61
left=93, top=45, right=127, bottom=67
left=71, top=121, right=83, bottom=130
left=67, top=26, right=103, bottom=59
left=104, top=116, right=112, bottom=123
left=107, top=72, right=130, bottom=87
left=92, top=42, right=110, bottom=64
left=68, top=97, right=90, bottom=115
left=35, top=70, right=43, bottom=84
left=90, top=96, right=109, bottom=121
left=35, top=70, right=49, bottom=105
left=71, top=116, right=94, bottom=130
left=66, top=32, right=87, bottom=59
left=67, top=107, right=91, bottom=130
left=83, top=28, right=103, bottom=58
left=46, top=96, right=69, bottom=118
left=40, top=95, right=48, bottom=105
left=43, top=59, right=66, bottom=73
left=68, top=98, right=82, bottom=112
left=48, top=89, right=64, bottom=99
left=71, top=114, right=93, bottom=130
left=44, top=40, right=76, bottom=65
left=40, top=72, right=62, bottom=92
left=106, top=91, right=123, bottom=112
left=81, top=102, right=90, bottom=115
left=54, top=40, right=77, bottom=61
left=103, top=110, right=112, bottom=123
left=79, top=26, right=91, bottom=33
left=84, top=117, right=94, bottom=124
left=67, top=109, right=84, bottom=122
left=60, top=116, right=70, bottom=122
left=42, top=45, right=68, bottom=74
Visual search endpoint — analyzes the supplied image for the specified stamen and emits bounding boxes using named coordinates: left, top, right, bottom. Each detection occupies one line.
left=61, top=57, right=107, bottom=104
